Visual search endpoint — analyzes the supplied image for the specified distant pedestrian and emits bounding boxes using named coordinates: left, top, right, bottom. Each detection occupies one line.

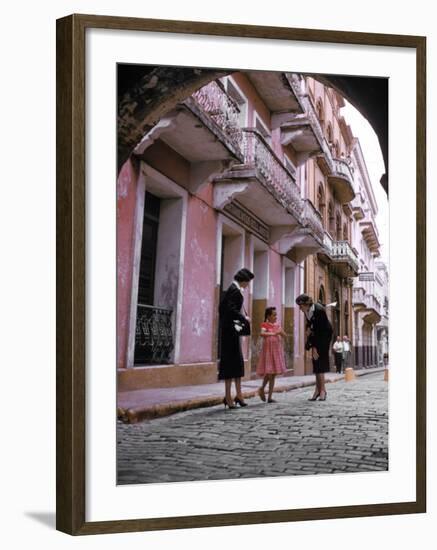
left=296, top=293, right=333, bottom=401
left=342, top=335, right=352, bottom=370
left=256, top=307, right=287, bottom=403
left=333, top=336, right=344, bottom=373
left=218, top=268, right=254, bottom=409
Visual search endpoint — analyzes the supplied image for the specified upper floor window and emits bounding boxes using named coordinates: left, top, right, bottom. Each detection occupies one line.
left=254, top=111, right=271, bottom=146
left=328, top=201, right=335, bottom=236
left=222, top=76, right=248, bottom=128
left=326, top=123, right=333, bottom=148
left=316, top=98, right=324, bottom=124
left=284, top=154, right=297, bottom=178
left=318, top=284, right=326, bottom=306
left=317, top=184, right=326, bottom=226
left=336, top=212, right=342, bottom=241
left=343, top=222, right=348, bottom=241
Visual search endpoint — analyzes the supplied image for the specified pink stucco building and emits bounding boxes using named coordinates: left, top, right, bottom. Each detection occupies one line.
left=117, top=69, right=387, bottom=392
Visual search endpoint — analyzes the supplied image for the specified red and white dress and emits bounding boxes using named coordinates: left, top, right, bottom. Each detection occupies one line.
left=256, top=322, right=287, bottom=376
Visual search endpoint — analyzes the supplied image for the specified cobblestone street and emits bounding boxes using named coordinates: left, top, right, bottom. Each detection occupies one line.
left=117, top=372, right=388, bottom=484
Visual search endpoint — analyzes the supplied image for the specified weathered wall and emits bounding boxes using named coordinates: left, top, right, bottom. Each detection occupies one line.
left=117, top=159, right=140, bottom=370
left=178, top=188, right=217, bottom=364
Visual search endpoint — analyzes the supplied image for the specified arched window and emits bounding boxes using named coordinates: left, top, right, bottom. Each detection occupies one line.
left=343, top=222, right=348, bottom=241
left=318, top=285, right=326, bottom=306
left=316, top=98, right=324, bottom=123
left=317, top=184, right=326, bottom=225
left=336, top=212, right=342, bottom=241
left=344, top=299, right=349, bottom=337
left=328, top=201, right=335, bottom=235
left=326, top=123, right=333, bottom=150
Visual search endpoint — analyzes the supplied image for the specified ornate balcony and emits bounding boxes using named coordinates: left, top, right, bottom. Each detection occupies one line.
left=281, top=199, right=325, bottom=263
left=353, top=289, right=382, bottom=324
left=331, top=240, right=360, bottom=275
left=134, top=305, right=174, bottom=365
left=214, top=128, right=304, bottom=228
left=190, top=81, right=244, bottom=155
left=360, top=220, right=380, bottom=256
left=365, top=294, right=381, bottom=313
left=328, top=158, right=355, bottom=204
left=301, top=199, right=325, bottom=243
left=353, top=287, right=366, bottom=307
left=133, top=80, right=244, bottom=193
left=318, top=234, right=359, bottom=276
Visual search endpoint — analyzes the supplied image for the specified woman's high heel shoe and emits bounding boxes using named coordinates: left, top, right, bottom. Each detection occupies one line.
left=308, top=392, right=320, bottom=401
left=223, top=397, right=236, bottom=409
left=319, top=391, right=327, bottom=401
left=234, top=397, right=248, bottom=407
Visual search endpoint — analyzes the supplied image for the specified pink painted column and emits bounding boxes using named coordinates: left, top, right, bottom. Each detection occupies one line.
left=117, top=159, right=140, bottom=370
left=178, top=189, right=217, bottom=364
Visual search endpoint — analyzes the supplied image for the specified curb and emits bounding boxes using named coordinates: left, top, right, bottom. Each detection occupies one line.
left=118, top=367, right=385, bottom=423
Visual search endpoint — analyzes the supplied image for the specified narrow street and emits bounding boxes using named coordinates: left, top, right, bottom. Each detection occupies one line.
left=117, top=371, right=388, bottom=484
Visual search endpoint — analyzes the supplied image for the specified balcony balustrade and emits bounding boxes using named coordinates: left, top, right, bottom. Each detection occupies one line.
left=353, top=290, right=382, bottom=324
left=353, top=287, right=366, bottom=306
left=318, top=234, right=359, bottom=276
left=134, top=305, right=174, bottom=365
left=191, top=81, right=243, bottom=154
left=331, top=240, right=360, bottom=273
left=301, top=199, right=325, bottom=243
left=328, top=158, right=355, bottom=203
left=365, top=293, right=381, bottom=314
left=241, top=128, right=304, bottom=219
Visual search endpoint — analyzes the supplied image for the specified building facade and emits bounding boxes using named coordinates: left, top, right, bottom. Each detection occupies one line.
left=116, top=69, right=387, bottom=392
left=375, top=261, right=389, bottom=366
left=350, top=140, right=383, bottom=368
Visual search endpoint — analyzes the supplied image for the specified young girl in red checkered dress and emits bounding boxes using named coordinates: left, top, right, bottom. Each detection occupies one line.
left=256, top=307, right=287, bottom=403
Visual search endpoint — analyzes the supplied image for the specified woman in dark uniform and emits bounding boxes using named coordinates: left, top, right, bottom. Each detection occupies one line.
left=219, top=268, right=254, bottom=408
left=296, top=293, right=333, bottom=401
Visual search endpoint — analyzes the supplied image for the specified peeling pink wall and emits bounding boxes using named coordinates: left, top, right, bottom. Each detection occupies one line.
left=117, top=159, right=139, bottom=370
left=179, top=187, right=217, bottom=363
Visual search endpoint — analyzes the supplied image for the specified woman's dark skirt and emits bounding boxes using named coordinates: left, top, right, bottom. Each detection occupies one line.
left=312, top=343, right=331, bottom=374
left=218, top=327, right=244, bottom=380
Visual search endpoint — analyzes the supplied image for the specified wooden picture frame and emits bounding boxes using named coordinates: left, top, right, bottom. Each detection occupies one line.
left=56, top=13, right=426, bottom=535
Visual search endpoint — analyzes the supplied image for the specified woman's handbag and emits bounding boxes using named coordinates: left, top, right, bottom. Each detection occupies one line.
left=233, top=318, right=251, bottom=336
left=233, top=304, right=251, bottom=336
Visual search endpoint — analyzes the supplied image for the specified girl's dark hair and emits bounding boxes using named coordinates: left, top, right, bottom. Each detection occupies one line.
left=264, top=307, right=276, bottom=321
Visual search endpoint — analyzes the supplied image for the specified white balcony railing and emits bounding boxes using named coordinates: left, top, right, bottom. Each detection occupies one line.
left=331, top=158, right=355, bottom=184
left=242, top=129, right=304, bottom=218
left=331, top=240, right=360, bottom=273
left=353, top=289, right=382, bottom=314
left=323, top=231, right=333, bottom=254
left=353, top=287, right=366, bottom=305
left=365, top=294, right=381, bottom=314
left=191, top=81, right=243, bottom=153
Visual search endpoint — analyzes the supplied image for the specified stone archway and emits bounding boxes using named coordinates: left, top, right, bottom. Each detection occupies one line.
left=118, top=67, right=388, bottom=192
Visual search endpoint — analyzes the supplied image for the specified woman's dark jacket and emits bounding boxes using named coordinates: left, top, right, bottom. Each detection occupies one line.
left=218, top=283, right=246, bottom=380
left=306, top=303, right=333, bottom=350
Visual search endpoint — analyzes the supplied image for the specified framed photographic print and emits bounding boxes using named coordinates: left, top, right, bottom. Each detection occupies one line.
left=56, top=13, right=426, bottom=535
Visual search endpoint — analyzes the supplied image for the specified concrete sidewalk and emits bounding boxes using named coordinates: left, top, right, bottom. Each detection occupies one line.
left=117, top=367, right=387, bottom=423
